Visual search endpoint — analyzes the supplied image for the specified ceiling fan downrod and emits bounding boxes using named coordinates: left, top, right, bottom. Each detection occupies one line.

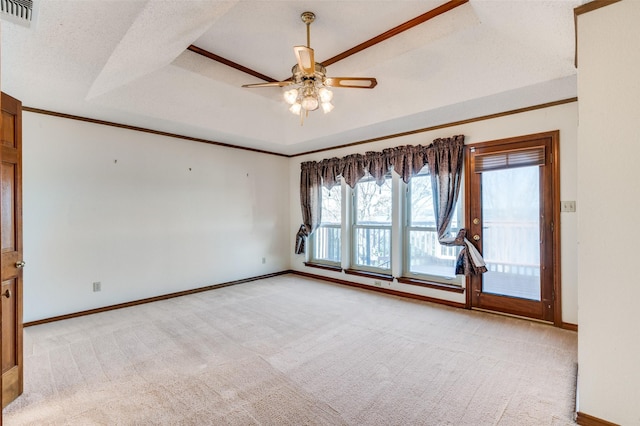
left=301, top=11, right=315, bottom=48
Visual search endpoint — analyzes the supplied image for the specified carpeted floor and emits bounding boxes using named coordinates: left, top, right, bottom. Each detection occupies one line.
left=4, top=274, right=578, bottom=425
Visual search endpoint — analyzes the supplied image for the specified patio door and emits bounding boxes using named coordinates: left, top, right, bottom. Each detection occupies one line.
left=465, top=132, right=559, bottom=323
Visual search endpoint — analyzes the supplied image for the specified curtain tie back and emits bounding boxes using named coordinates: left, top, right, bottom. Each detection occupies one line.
left=295, top=224, right=309, bottom=255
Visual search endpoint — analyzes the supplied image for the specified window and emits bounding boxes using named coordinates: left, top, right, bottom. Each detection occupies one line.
left=352, top=174, right=392, bottom=273
left=300, top=137, right=475, bottom=286
left=310, top=184, right=341, bottom=265
left=404, top=169, right=462, bottom=283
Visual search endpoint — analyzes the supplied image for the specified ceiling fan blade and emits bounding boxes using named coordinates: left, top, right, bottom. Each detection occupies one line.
left=324, top=77, right=378, bottom=89
left=242, top=81, right=293, bottom=88
left=294, top=46, right=315, bottom=75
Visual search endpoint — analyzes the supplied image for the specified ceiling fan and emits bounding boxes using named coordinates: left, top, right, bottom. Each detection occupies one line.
left=242, top=11, right=377, bottom=118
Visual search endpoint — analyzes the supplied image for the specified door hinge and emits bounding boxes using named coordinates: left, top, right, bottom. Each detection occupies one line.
left=551, top=221, right=554, bottom=233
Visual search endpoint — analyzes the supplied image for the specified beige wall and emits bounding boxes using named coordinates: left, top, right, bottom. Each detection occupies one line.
left=23, top=112, right=290, bottom=322
left=577, top=1, right=640, bottom=424
left=290, top=102, right=579, bottom=324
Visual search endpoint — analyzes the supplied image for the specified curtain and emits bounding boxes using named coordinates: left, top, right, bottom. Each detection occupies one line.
left=320, top=157, right=341, bottom=189
left=295, top=135, right=488, bottom=275
left=365, top=151, right=390, bottom=185
left=295, top=161, right=322, bottom=254
left=426, top=136, right=487, bottom=275
left=383, top=145, right=429, bottom=183
left=341, top=154, right=366, bottom=188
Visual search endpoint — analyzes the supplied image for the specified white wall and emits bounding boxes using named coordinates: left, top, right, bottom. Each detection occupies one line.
left=22, top=99, right=579, bottom=326
left=23, top=112, right=290, bottom=322
left=577, top=2, right=640, bottom=424
left=290, top=102, right=579, bottom=324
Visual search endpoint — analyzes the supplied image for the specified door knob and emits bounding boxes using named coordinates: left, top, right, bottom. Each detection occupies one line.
left=473, top=234, right=481, bottom=241
left=15, top=261, right=25, bottom=269
left=3, top=289, right=10, bottom=298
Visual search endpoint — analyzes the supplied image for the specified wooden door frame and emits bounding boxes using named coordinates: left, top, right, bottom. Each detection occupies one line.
left=464, top=130, right=562, bottom=327
left=0, top=92, right=24, bottom=407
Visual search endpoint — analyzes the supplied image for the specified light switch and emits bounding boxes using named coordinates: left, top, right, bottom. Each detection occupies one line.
left=561, top=201, right=576, bottom=212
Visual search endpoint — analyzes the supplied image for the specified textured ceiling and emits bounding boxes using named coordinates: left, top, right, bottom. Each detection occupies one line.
left=1, top=0, right=586, bottom=156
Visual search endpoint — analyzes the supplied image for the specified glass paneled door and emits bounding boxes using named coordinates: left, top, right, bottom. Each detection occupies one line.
left=466, top=133, right=559, bottom=323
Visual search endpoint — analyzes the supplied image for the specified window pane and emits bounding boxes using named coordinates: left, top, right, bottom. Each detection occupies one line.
left=408, top=229, right=458, bottom=278
left=311, top=185, right=341, bottom=264
left=409, top=174, right=435, bottom=227
left=406, top=170, right=461, bottom=280
left=410, top=173, right=460, bottom=229
left=355, top=227, right=391, bottom=268
left=353, top=175, right=392, bottom=271
left=356, top=177, right=392, bottom=224
left=481, top=166, right=541, bottom=300
left=321, top=186, right=341, bottom=224
left=313, top=225, right=341, bottom=263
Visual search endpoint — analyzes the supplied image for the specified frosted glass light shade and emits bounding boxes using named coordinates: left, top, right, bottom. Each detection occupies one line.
left=284, top=89, right=298, bottom=104
left=318, top=87, right=333, bottom=103
left=301, top=95, right=319, bottom=111
left=321, top=102, right=334, bottom=114
left=284, top=83, right=334, bottom=117
left=289, top=103, right=302, bottom=115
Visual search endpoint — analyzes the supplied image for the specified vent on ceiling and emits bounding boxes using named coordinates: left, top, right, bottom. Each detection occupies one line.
left=1, top=0, right=35, bottom=27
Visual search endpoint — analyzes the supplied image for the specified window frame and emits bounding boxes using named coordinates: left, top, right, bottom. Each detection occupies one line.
left=350, top=174, right=393, bottom=275
left=308, top=183, right=343, bottom=267
left=402, top=170, right=464, bottom=286
left=303, top=164, right=466, bottom=287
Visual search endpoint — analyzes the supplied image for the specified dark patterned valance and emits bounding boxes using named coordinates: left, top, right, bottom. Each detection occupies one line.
left=365, top=151, right=390, bottom=186
left=304, top=141, right=454, bottom=189
left=320, top=157, right=341, bottom=189
left=340, top=154, right=366, bottom=188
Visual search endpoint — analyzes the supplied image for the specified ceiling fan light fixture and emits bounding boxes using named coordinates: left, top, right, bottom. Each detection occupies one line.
left=300, top=83, right=319, bottom=111
left=301, top=93, right=319, bottom=111
left=243, top=11, right=376, bottom=123
left=289, top=103, right=302, bottom=115
left=284, top=89, right=298, bottom=104
left=321, top=102, right=334, bottom=114
left=318, top=87, right=333, bottom=103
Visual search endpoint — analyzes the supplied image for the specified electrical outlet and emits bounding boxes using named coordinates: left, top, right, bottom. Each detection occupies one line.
left=262, top=257, right=266, bottom=264
left=374, top=280, right=382, bottom=287
left=93, top=282, right=101, bottom=292
left=561, top=201, right=576, bottom=212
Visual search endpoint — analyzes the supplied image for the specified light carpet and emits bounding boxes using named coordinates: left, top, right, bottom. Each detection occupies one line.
left=4, top=274, right=578, bottom=425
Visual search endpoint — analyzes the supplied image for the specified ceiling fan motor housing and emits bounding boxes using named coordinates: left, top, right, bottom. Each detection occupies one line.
left=291, top=63, right=327, bottom=84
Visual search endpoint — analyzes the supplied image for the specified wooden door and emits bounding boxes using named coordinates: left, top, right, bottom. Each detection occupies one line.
left=466, top=132, right=560, bottom=324
left=1, top=92, right=23, bottom=407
